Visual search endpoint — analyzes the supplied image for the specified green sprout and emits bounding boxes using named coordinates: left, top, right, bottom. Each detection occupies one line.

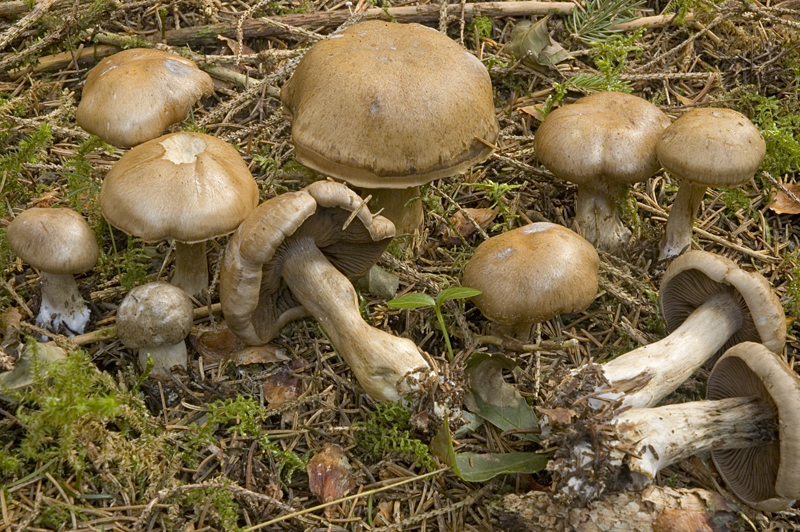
left=387, top=286, right=481, bottom=360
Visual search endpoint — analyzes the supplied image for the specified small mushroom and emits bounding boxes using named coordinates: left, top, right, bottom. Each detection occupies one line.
left=612, top=342, right=800, bottom=511
left=598, top=250, right=785, bottom=409
left=100, top=131, right=259, bottom=295
left=534, top=92, right=671, bottom=252
left=461, top=222, right=599, bottom=340
left=280, top=20, right=499, bottom=236
left=220, top=180, right=430, bottom=402
left=657, top=108, right=766, bottom=260
left=116, top=281, right=194, bottom=377
left=7, top=208, right=98, bottom=336
left=76, top=48, right=214, bottom=147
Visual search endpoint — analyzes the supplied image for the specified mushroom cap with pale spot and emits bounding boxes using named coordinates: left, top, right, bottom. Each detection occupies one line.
left=76, top=48, right=214, bottom=147
left=100, top=132, right=259, bottom=244
left=462, top=222, right=599, bottom=326
left=280, top=21, right=499, bottom=188
left=7, top=207, right=98, bottom=274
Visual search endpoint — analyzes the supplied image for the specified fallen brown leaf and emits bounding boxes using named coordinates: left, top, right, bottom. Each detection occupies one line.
left=768, top=182, right=800, bottom=214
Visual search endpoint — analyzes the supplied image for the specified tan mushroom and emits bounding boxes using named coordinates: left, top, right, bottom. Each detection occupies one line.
left=220, top=180, right=430, bottom=402
left=76, top=48, right=214, bottom=147
left=462, top=222, right=599, bottom=339
left=280, top=20, right=499, bottom=236
left=657, top=108, right=766, bottom=259
left=533, top=92, right=671, bottom=252
left=100, top=132, right=259, bottom=295
left=7, top=208, right=98, bottom=336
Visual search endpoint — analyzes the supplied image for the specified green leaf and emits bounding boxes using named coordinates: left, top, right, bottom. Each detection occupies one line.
left=471, top=393, right=540, bottom=443
left=435, top=286, right=482, bottom=306
left=386, top=293, right=435, bottom=309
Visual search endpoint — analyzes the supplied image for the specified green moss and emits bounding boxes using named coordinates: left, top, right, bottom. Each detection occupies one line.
left=355, top=403, right=435, bottom=470
left=469, top=17, right=494, bottom=41
left=736, top=92, right=800, bottom=178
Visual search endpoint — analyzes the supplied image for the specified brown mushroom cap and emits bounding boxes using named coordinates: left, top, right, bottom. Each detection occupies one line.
left=7, top=207, right=98, bottom=274
left=220, top=180, right=395, bottom=345
left=660, top=251, right=786, bottom=358
left=280, top=20, right=499, bottom=189
left=100, top=132, right=258, bottom=243
left=657, top=107, right=766, bottom=187
left=707, top=342, right=800, bottom=511
left=534, top=91, right=671, bottom=186
left=76, top=48, right=214, bottom=147
left=462, top=222, right=599, bottom=326
left=116, top=281, right=194, bottom=349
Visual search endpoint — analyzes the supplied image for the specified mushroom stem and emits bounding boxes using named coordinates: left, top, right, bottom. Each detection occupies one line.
left=280, top=237, right=431, bottom=402
left=138, top=343, right=188, bottom=378
left=363, top=186, right=424, bottom=238
left=600, top=289, right=742, bottom=409
left=659, top=181, right=707, bottom=260
left=171, top=241, right=208, bottom=296
left=574, top=182, right=632, bottom=252
left=614, top=396, right=776, bottom=487
left=37, top=271, right=91, bottom=336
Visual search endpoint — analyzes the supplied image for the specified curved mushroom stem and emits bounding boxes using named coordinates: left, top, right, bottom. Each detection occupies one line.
left=37, top=271, right=91, bottom=336
left=138, top=342, right=188, bottom=378
left=171, top=241, right=208, bottom=296
left=363, top=186, right=424, bottom=238
left=659, top=181, right=707, bottom=260
left=574, top=183, right=632, bottom=253
left=614, top=396, right=776, bottom=488
left=281, top=237, right=431, bottom=402
left=599, top=290, right=742, bottom=409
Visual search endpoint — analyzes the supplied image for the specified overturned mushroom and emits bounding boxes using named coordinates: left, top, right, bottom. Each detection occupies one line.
left=220, top=181, right=431, bottom=402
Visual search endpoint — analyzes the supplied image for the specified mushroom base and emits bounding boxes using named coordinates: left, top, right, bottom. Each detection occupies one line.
left=138, top=342, right=188, bottom=378
left=37, top=271, right=91, bottom=336
left=659, top=182, right=707, bottom=260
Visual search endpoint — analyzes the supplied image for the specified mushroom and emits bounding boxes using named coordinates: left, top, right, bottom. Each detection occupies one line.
left=461, top=222, right=599, bottom=340
left=597, top=250, right=785, bottom=409
left=280, top=20, right=499, bottom=236
left=656, top=108, right=766, bottom=260
left=611, top=342, right=800, bottom=511
left=7, top=207, right=98, bottom=336
left=220, top=180, right=430, bottom=402
left=533, top=92, right=671, bottom=252
left=116, top=281, right=194, bottom=377
left=76, top=48, right=214, bottom=147
left=100, top=131, right=259, bottom=295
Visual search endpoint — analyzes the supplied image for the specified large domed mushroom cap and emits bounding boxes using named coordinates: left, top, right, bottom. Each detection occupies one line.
left=280, top=20, right=499, bottom=189
left=76, top=48, right=214, bottom=147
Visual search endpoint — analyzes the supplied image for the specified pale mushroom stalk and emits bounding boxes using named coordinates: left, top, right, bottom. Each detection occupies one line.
left=574, top=182, right=631, bottom=252
left=37, top=271, right=91, bottom=335
left=614, top=396, right=776, bottom=487
left=137, top=343, right=189, bottom=376
left=364, top=187, right=424, bottom=238
left=171, top=241, right=208, bottom=296
left=659, top=182, right=707, bottom=260
left=281, top=237, right=431, bottom=402
left=600, top=289, right=741, bottom=409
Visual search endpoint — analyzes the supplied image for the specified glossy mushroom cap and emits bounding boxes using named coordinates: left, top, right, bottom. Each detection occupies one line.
left=657, top=108, right=766, bottom=189
left=7, top=207, right=98, bottom=274
left=76, top=48, right=214, bottom=147
left=280, top=20, right=499, bottom=189
left=707, top=342, right=800, bottom=511
left=100, top=132, right=258, bottom=243
left=462, top=222, right=599, bottom=331
left=660, top=250, right=785, bottom=360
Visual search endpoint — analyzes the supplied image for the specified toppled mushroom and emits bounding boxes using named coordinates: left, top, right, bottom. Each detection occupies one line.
left=76, top=48, right=214, bottom=147
left=461, top=222, right=599, bottom=340
left=657, top=108, right=765, bottom=259
left=534, top=92, right=671, bottom=252
left=281, top=20, right=499, bottom=236
left=7, top=207, right=98, bottom=336
left=220, top=180, right=431, bottom=402
left=100, top=131, right=259, bottom=295
left=116, top=281, right=194, bottom=378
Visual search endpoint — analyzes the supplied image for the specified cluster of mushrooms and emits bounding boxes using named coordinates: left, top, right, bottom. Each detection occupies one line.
left=5, top=20, right=799, bottom=514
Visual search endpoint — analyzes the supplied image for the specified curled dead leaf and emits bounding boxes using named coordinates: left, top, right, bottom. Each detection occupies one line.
left=307, top=443, right=355, bottom=516
left=443, top=207, right=499, bottom=243
left=768, top=182, right=800, bottom=214
left=535, top=406, right=578, bottom=425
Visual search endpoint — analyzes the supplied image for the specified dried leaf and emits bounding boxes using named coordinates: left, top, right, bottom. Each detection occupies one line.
left=307, top=443, right=355, bottom=515
left=536, top=406, right=579, bottom=425
left=519, top=104, right=544, bottom=121
left=768, top=182, right=800, bottom=214
left=444, top=207, right=499, bottom=242
left=189, top=323, right=241, bottom=363
left=263, top=366, right=303, bottom=409
left=507, top=16, right=572, bottom=69
left=234, top=344, right=289, bottom=365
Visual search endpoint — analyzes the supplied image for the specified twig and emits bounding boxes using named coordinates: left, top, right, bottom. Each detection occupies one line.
left=608, top=12, right=694, bottom=31
left=762, top=170, right=800, bottom=208
left=474, top=334, right=579, bottom=352
left=0, top=0, right=58, bottom=49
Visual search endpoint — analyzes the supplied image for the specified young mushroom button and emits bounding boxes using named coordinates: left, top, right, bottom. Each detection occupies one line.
left=76, top=48, right=214, bottom=148
left=280, top=20, right=499, bottom=236
left=657, top=108, right=766, bottom=260
left=533, top=92, right=671, bottom=252
left=100, top=132, right=259, bottom=296
left=7, top=207, right=98, bottom=336
left=220, top=180, right=431, bottom=402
